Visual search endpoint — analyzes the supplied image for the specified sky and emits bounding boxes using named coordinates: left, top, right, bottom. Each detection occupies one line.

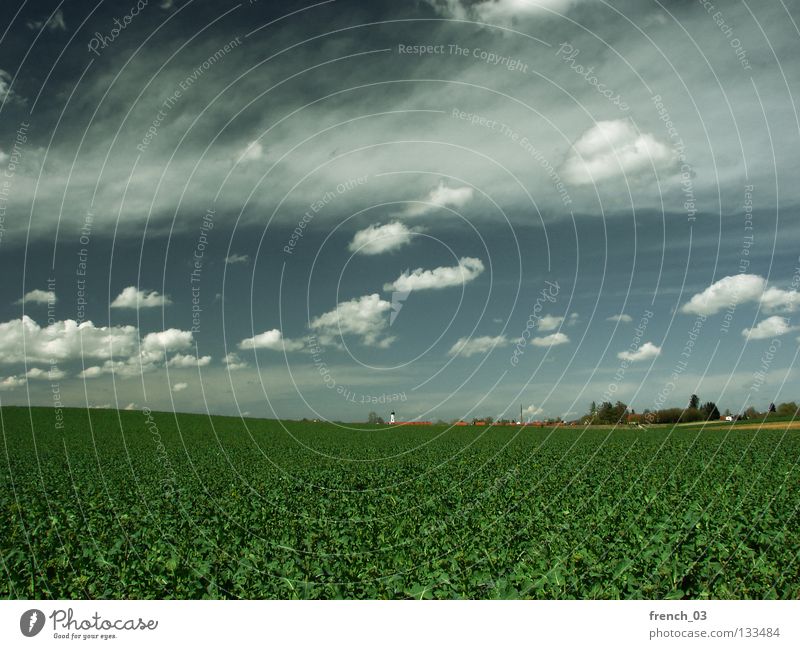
left=1, top=0, right=799, bottom=422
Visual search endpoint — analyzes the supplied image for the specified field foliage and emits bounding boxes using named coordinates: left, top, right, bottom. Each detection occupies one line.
left=2, top=407, right=799, bottom=599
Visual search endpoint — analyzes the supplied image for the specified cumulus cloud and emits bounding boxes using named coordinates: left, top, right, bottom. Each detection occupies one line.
left=0, top=317, right=197, bottom=379
left=681, top=274, right=800, bottom=316
left=523, top=404, right=545, bottom=419
left=617, top=341, right=661, bottom=362
left=0, top=316, right=139, bottom=364
left=742, top=316, right=797, bottom=340
left=0, top=375, right=26, bottom=391
left=310, top=293, right=393, bottom=347
left=531, top=332, right=570, bottom=346
left=142, top=329, right=193, bottom=354
left=760, top=287, right=800, bottom=313
left=26, top=367, right=66, bottom=380
left=680, top=274, right=767, bottom=316
left=225, top=253, right=250, bottom=265
left=172, top=382, right=188, bottom=393
left=538, top=314, right=564, bottom=332
left=111, top=286, right=172, bottom=309
left=383, top=257, right=484, bottom=292
left=79, top=328, right=195, bottom=378
left=448, top=334, right=510, bottom=357
left=561, top=119, right=676, bottom=186
left=17, top=289, right=55, bottom=305
left=607, top=313, right=633, bottom=323
left=223, top=352, right=248, bottom=370
left=167, top=354, right=212, bottom=368
left=238, top=329, right=305, bottom=352
left=403, top=181, right=474, bottom=217
left=348, top=222, right=418, bottom=255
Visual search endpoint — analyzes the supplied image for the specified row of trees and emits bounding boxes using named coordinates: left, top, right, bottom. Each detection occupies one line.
left=582, top=395, right=799, bottom=425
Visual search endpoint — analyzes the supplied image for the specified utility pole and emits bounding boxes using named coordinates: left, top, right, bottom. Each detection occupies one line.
left=520, top=404, right=523, bottom=424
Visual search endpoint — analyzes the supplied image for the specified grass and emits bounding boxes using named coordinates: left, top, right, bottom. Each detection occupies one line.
left=1, top=406, right=799, bottom=599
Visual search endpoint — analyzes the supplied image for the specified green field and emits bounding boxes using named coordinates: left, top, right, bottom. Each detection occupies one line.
left=2, top=406, right=799, bottom=599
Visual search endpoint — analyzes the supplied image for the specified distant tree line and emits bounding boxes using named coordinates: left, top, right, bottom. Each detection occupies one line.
left=580, top=395, right=799, bottom=426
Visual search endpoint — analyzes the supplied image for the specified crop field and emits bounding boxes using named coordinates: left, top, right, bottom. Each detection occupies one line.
left=2, top=406, right=799, bottom=599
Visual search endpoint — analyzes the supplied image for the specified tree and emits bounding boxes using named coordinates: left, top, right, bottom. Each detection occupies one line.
left=679, top=407, right=704, bottom=423
left=776, top=402, right=798, bottom=418
left=689, top=394, right=700, bottom=410
left=768, top=402, right=777, bottom=413
left=702, top=401, right=720, bottom=421
left=367, top=411, right=379, bottom=424
left=595, top=401, right=628, bottom=424
left=590, top=401, right=597, bottom=415
left=744, top=406, right=758, bottom=420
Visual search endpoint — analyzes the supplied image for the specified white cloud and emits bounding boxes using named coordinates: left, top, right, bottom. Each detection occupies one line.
left=25, top=367, right=66, bottom=380
left=742, top=316, right=797, bottom=340
left=310, top=294, right=392, bottom=347
left=403, top=181, right=474, bottom=217
left=0, top=316, right=140, bottom=364
left=17, top=289, right=56, bottom=305
left=531, top=332, right=570, bottom=346
left=167, top=354, right=212, bottom=368
left=617, top=341, right=661, bottom=362
left=428, top=0, right=581, bottom=21
left=475, top=0, right=580, bottom=20
left=448, top=334, right=510, bottom=357
left=760, top=287, right=800, bottom=313
left=224, top=352, right=248, bottom=370
left=522, top=404, right=544, bottom=419
left=239, top=140, right=265, bottom=162
left=225, top=253, right=250, bottom=265
left=79, top=363, right=138, bottom=379
left=383, top=257, right=484, bottom=292
left=111, top=286, right=172, bottom=309
left=59, top=325, right=198, bottom=379
left=680, top=274, right=767, bottom=316
left=0, top=375, right=26, bottom=390
left=142, top=329, right=193, bottom=354
left=348, top=222, right=417, bottom=255
left=538, top=314, right=564, bottom=332
left=172, top=382, right=188, bottom=393
left=607, top=313, right=633, bottom=323
left=27, top=9, right=67, bottom=31
left=562, top=119, right=676, bottom=186
left=682, top=275, right=800, bottom=316
left=238, top=329, right=305, bottom=352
